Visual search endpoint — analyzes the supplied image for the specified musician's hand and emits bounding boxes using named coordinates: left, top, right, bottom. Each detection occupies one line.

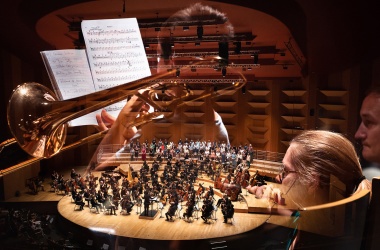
left=96, top=109, right=116, bottom=131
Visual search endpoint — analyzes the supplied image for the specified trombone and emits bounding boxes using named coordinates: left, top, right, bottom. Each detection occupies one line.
left=2, top=58, right=246, bottom=165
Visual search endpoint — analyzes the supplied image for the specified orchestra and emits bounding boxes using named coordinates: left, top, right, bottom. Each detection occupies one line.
left=58, top=140, right=280, bottom=229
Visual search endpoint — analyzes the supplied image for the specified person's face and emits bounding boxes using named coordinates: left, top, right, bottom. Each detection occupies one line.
left=355, top=93, right=380, bottom=164
left=276, top=144, right=298, bottom=191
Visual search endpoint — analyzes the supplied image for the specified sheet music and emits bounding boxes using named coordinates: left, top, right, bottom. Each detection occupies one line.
left=41, top=49, right=101, bottom=126
left=41, top=49, right=95, bottom=100
left=81, top=18, right=151, bottom=91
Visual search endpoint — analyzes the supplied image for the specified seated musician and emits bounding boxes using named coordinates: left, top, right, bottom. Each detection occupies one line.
left=222, top=196, right=234, bottom=223
left=216, top=194, right=228, bottom=208
left=90, top=195, right=103, bottom=213
left=104, top=196, right=117, bottom=215
left=83, top=189, right=91, bottom=207
left=183, top=197, right=195, bottom=220
left=204, top=186, right=214, bottom=200
left=74, top=192, right=85, bottom=210
left=165, top=192, right=179, bottom=221
left=201, top=196, right=214, bottom=222
left=120, top=195, right=134, bottom=215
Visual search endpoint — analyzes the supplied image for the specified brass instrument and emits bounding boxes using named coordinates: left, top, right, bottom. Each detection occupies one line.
left=2, top=58, right=246, bottom=165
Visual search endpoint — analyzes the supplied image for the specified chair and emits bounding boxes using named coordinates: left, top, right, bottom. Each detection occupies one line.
left=363, top=177, right=380, bottom=249
left=175, top=204, right=182, bottom=219
left=103, top=207, right=111, bottom=214
left=225, top=216, right=234, bottom=224
left=193, top=204, right=200, bottom=220
left=90, top=206, right=98, bottom=213
left=74, top=203, right=82, bottom=211
left=277, top=189, right=370, bottom=249
left=211, top=204, right=218, bottom=221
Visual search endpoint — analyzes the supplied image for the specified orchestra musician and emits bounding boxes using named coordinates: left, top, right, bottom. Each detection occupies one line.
left=221, top=195, right=234, bottom=223
left=201, top=196, right=214, bottom=222
left=120, top=195, right=134, bottom=215
left=203, top=186, right=214, bottom=201
left=90, top=194, right=103, bottom=213
left=216, top=194, right=228, bottom=208
left=74, top=192, right=85, bottom=211
left=183, top=196, right=196, bottom=221
left=165, top=191, right=179, bottom=221
left=104, top=196, right=117, bottom=215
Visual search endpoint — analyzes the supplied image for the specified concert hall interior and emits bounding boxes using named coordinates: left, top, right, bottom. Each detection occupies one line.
left=0, top=1, right=380, bottom=250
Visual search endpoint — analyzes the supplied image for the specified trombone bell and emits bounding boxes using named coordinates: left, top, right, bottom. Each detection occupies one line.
left=7, top=82, right=67, bottom=158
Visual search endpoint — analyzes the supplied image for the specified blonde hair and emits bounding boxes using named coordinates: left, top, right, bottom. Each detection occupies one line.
left=289, top=130, right=370, bottom=196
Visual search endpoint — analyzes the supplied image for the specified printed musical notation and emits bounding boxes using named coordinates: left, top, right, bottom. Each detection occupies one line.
left=91, top=51, right=143, bottom=59
left=89, top=45, right=141, bottom=51
left=41, top=49, right=95, bottom=100
left=86, top=28, right=137, bottom=36
left=81, top=18, right=151, bottom=91
left=88, top=37, right=139, bottom=44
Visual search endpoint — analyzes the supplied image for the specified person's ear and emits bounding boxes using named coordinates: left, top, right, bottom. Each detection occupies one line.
left=307, top=173, right=320, bottom=194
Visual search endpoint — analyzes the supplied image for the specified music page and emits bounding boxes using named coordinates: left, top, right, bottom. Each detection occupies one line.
left=81, top=18, right=151, bottom=91
left=41, top=49, right=101, bottom=126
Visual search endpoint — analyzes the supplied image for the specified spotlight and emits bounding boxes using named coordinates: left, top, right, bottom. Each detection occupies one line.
left=195, top=42, right=200, bottom=46
left=183, top=26, right=189, bottom=31
left=222, top=67, right=226, bottom=77
left=214, top=85, right=217, bottom=92
left=144, top=43, right=150, bottom=49
left=170, top=43, right=174, bottom=48
left=176, top=68, right=180, bottom=77
left=242, top=86, right=246, bottom=94
left=197, top=25, right=203, bottom=39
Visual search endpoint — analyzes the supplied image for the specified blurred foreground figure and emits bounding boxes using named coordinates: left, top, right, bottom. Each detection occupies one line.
left=277, top=130, right=370, bottom=208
